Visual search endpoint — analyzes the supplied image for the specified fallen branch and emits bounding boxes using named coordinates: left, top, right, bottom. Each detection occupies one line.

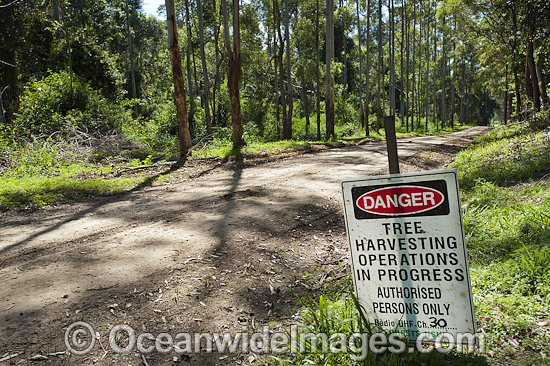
left=115, top=161, right=174, bottom=175
left=0, top=352, right=23, bottom=362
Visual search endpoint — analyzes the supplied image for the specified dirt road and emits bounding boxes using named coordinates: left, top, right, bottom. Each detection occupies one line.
left=0, top=127, right=489, bottom=365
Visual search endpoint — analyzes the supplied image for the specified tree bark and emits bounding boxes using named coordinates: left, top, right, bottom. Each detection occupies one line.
left=222, top=0, right=245, bottom=147
left=184, top=0, right=195, bottom=132
left=411, top=0, right=416, bottom=130
left=405, top=0, right=410, bottom=131
left=326, top=0, right=336, bottom=140
left=125, top=0, right=138, bottom=117
left=166, top=0, right=192, bottom=158
left=283, top=0, right=293, bottom=139
left=356, top=0, right=364, bottom=128
left=389, top=0, right=395, bottom=116
left=301, top=77, right=310, bottom=133
left=399, top=0, right=404, bottom=123
left=526, top=37, right=540, bottom=111
left=197, top=0, right=212, bottom=135
left=315, top=0, right=321, bottom=140
left=376, top=0, right=382, bottom=132
left=425, top=0, right=430, bottom=130
left=504, top=63, right=508, bottom=125
left=440, top=16, right=446, bottom=129
left=534, top=40, right=549, bottom=109
left=365, top=0, right=371, bottom=136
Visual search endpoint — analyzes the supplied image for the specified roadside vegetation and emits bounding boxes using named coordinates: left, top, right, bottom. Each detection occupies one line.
left=0, top=69, right=471, bottom=212
left=257, top=118, right=550, bottom=366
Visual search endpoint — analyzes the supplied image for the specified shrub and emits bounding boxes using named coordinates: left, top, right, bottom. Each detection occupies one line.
left=13, top=71, right=131, bottom=137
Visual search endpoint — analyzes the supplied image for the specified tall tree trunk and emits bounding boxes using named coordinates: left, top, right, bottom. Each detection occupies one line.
left=399, top=0, right=405, bottom=123
left=365, top=0, right=371, bottom=136
left=272, top=1, right=281, bottom=139
left=451, top=84, right=455, bottom=128
left=342, top=0, right=348, bottom=88
left=283, top=0, right=293, bottom=139
left=513, top=65, right=521, bottom=117
left=184, top=0, right=195, bottom=133
left=60, top=2, right=73, bottom=95
left=316, top=0, right=321, bottom=140
left=197, top=0, right=212, bottom=135
left=524, top=56, right=534, bottom=106
left=212, top=1, right=221, bottom=127
left=440, top=16, right=446, bottom=129
left=405, top=0, right=410, bottom=131
left=526, top=37, right=540, bottom=111
left=534, top=40, right=549, bottom=109
left=222, top=0, right=245, bottom=147
left=460, top=55, right=465, bottom=125
left=376, top=0, right=382, bottom=132
left=302, top=77, right=310, bottom=133
left=326, top=0, right=336, bottom=140
left=389, top=0, right=395, bottom=116
left=166, top=0, right=191, bottom=158
left=432, top=13, right=436, bottom=128
left=425, top=0, right=430, bottom=130
left=411, top=0, right=416, bottom=130
left=275, top=0, right=286, bottom=141
left=504, top=63, right=508, bottom=125
left=125, top=0, right=138, bottom=117
left=356, top=0, right=364, bottom=128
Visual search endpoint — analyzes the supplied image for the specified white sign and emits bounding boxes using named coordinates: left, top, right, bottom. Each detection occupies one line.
left=341, top=169, right=475, bottom=340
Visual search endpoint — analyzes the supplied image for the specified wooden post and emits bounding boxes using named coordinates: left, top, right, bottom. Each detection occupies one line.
left=384, top=115, right=400, bottom=174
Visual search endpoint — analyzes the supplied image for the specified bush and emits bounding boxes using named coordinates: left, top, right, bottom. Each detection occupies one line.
left=13, top=71, right=131, bottom=137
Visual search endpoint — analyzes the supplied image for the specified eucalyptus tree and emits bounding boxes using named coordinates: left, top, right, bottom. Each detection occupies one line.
left=326, top=0, right=335, bottom=139
left=356, top=0, right=364, bottom=127
left=283, top=0, right=293, bottom=139
left=166, top=0, right=192, bottom=157
left=222, top=0, right=245, bottom=147
left=197, top=0, right=212, bottom=135
left=365, top=0, right=372, bottom=136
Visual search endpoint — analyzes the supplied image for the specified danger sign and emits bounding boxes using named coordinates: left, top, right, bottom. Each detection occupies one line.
left=341, top=169, right=475, bottom=341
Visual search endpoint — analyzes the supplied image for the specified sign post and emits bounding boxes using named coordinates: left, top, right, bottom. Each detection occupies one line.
left=341, top=169, right=475, bottom=341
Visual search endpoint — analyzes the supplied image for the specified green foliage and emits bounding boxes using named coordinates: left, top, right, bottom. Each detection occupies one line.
left=470, top=242, right=550, bottom=362
left=450, top=127, right=550, bottom=190
left=13, top=71, right=132, bottom=137
left=121, top=100, right=179, bottom=153
left=527, top=109, right=550, bottom=131
left=457, top=124, right=550, bottom=363
left=263, top=290, right=487, bottom=366
left=334, top=84, right=359, bottom=126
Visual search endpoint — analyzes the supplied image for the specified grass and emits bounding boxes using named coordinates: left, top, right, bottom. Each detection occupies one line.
left=449, top=125, right=550, bottom=190
left=257, top=293, right=488, bottom=366
left=0, top=175, right=141, bottom=210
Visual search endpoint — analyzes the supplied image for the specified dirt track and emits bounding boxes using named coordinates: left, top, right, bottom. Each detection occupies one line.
left=0, top=127, right=490, bottom=365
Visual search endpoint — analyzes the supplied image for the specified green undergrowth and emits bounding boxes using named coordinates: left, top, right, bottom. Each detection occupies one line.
left=444, top=122, right=549, bottom=363
left=450, top=124, right=550, bottom=190
left=258, top=293, right=488, bottom=366
left=0, top=137, right=165, bottom=211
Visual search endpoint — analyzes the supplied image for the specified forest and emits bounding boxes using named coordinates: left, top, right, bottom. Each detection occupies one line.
left=1, top=1, right=550, bottom=365
left=1, top=0, right=549, bottom=157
